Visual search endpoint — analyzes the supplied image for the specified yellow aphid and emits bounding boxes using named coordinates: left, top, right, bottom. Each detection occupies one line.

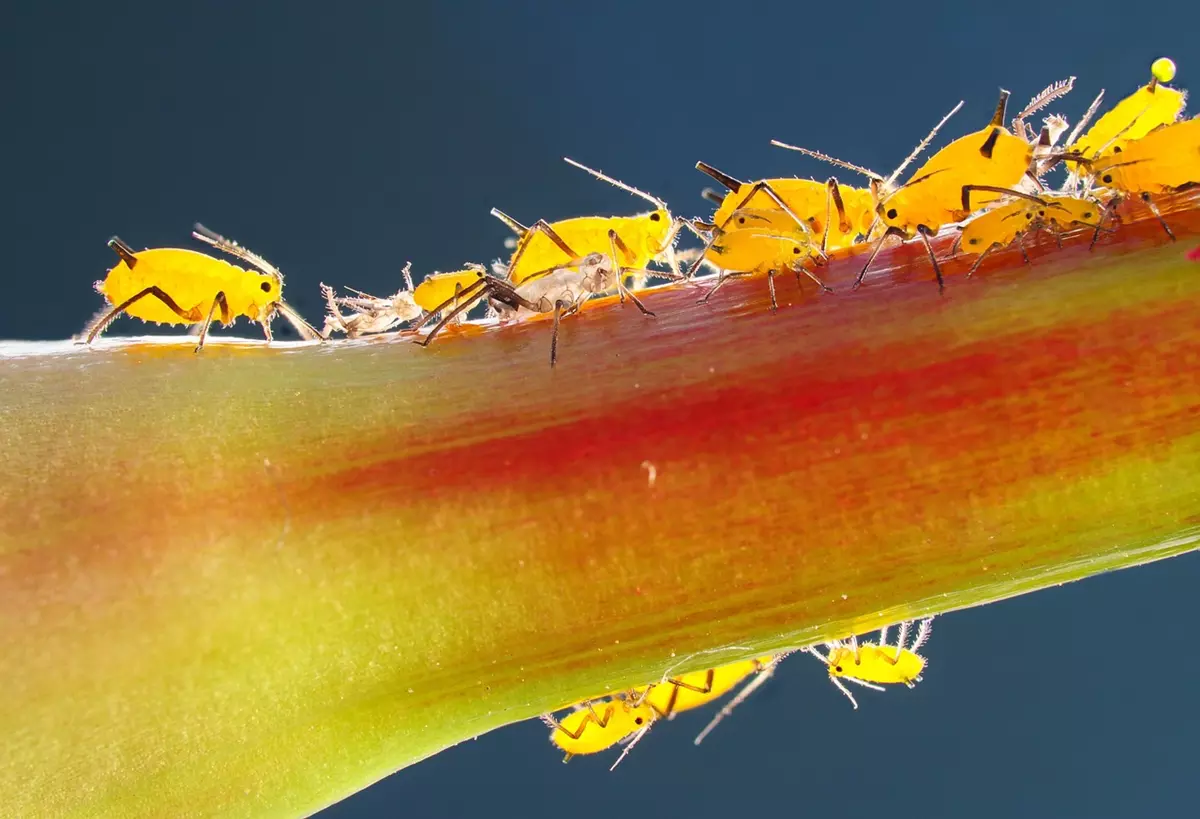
left=1067, top=58, right=1186, bottom=169
left=82, top=224, right=322, bottom=351
left=783, top=91, right=1035, bottom=291
left=955, top=189, right=1107, bottom=275
left=493, top=158, right=698, bottom=302
left=411, top=265, right=490, bottom=319
left=1089, top=116, right=1200, bottom=241
left=807, top=617, right=934, bottom=709
left=634, top=655, right=778, bottom=719
left=542, top=696, right=655, bottom=768
left=694, top=161, right=876, bottom=254
left=321, top=263, right=421, bottom=338
left=696, top=211, right=829, bottom=310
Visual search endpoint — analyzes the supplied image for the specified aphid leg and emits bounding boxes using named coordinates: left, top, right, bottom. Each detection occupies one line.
left=1016, top=233, right=1030, bottom=265
left=664, top=669, right=717, bottom=698
left=548, top=298, right=570, bottom=368
left=320, top=283, right=348, bottom=337
left=502, top=218, right=580, bottom=283
left=107, top=236, right=139, bottom=268
left=401, top=261, right=415, bottom=293
left=193, top=292, right=231, bottom=352
left=607, top=230, right=655, bottom=316
left=1141, top=193, right=1176, bottom=241
left=699, top=270, right=747, bottom=304
left=413, top=277, right=494, bottom=347
left=909, top=617, right=934, bottom=653
left=855, top=227, right=906, bottom=288
left=967, top=245, right=995, bottom=278
left=878, top=625, right=890, bottom=648
left=767, top=269, right=779, bottom=313
left=1090, top=196, right=1123, bottom=251
left=848, top=634, right=861, bottom=664
left=693, top=660, right=781, bottom=746
left=261, top=315, right=274, bottom=343
left=916, top=227, right=945, bottom=293
left=81, top=286, right=196, bottom=345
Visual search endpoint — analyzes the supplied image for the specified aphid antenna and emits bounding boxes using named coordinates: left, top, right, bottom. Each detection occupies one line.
left=885, top=100, right=965, bottom=189
left=692, top=655, right=787, bottom=746
left=609, top=721, right=653, bottom=772
left=563, top=157, right=668, bottom=211
left=400, top=261, right=415, bottom=292
left=1064, top=90, right=1106, bottom=148
left=769, top=141, right=884, bottom=182
left=191, top=223, right=281, bottom=278
left=830, top=677, right=859, bottom=710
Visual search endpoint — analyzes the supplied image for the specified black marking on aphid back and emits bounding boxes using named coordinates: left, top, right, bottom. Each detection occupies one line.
left=979, top=128, right=1001, bottom=159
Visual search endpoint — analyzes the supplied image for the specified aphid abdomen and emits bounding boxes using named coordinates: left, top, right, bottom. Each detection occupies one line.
left=99, top=248, right=228, bottom=325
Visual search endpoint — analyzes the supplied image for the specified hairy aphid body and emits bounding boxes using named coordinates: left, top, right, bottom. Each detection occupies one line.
left=954, top=190, right=1109, bottom=274
left=82, top=224, right=322, bottom=351
left=807, top=617, right=934, bottom=709
left=695, top=209, right=830, bottom=310
left=1089, top=116, right=1200, bottom=241
left=542, top=697, right=656, bottom=763
left=631, top=655, right=778, bottom=720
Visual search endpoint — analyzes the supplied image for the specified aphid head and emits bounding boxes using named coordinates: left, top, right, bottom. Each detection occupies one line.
left=825, top=646, right=857, bottom=678
left=250, top=271, right=284, bottom=320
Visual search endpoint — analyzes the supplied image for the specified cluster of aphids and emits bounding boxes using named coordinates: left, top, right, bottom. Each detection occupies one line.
left=544, top=618, right=934, bottom=770
left=80, top=58, right=1195, bottom=365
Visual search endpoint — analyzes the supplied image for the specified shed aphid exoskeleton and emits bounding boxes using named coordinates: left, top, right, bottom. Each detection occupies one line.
left=807, top=617, right=934, bottom=709
left=413, top=252, right=619, bottom=367
left=321, top=262, right=422, bottom=338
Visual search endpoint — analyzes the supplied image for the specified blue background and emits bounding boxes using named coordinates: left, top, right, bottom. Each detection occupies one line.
left=3, top=2, right=1198, bottom=817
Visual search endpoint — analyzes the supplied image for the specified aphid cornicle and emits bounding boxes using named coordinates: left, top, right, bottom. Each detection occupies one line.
left=413, top=253, right=617, bottom=367
left=807, top=617, right=934, bottom=709
left=321, top=262, right=421, bottom=338
left=1087, top=116, right=1200, bottom=242
left=81, top=223, right=323, bottom=351
left=541, top=695, right=656, bottom=770
left=492, top=157, right=702, bottom=311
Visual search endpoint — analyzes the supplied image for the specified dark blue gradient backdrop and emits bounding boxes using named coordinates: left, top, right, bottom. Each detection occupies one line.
left=3, top=3, right=1198, bottom=817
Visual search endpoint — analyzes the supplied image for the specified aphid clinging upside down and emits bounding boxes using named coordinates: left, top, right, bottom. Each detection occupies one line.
left=807, top=617, right=934, bottom=709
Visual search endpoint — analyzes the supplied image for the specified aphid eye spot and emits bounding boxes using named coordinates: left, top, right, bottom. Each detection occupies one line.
left=634, top=717, right=644, bottom=725
left=650, top=213, right=662, bottom=222
left=886, top=208, right=898, bottom=220
left=968, top=238, right=979, bottom=245
left=1113, top=146, right=1123, bottom=154
left=834, top=666, right=843, bottom=673
left=792, top=246, right=801, bottom=254
left=1084, top=212, right=1093, bottom=218
left=1025, top=213, right=1034, bottom=220
left=260, top=281, right=272, bottom=293
left=1103, top=175, right=1113, bottom=184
